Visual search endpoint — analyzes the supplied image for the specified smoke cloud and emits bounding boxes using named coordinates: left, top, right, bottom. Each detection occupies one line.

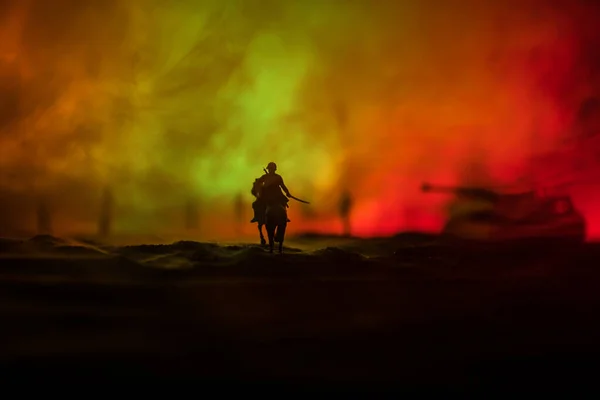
left=1, top=0, right=600, bottom=239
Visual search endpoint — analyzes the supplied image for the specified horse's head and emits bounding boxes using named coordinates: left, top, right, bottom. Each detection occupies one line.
left=251, top=178, right=262, bottom=197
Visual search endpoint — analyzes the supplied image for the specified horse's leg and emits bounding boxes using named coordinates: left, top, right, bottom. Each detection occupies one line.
left=266, top=223, right=275, bottom=253
left=278, top=229, right=283, bottom=253
left=278, top=222, right=287, bottom=254
left=258, top=223, right=266, bottom=245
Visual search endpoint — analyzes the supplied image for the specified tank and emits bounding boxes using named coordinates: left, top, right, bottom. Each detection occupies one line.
left=421, top=183, right=586, bottom=244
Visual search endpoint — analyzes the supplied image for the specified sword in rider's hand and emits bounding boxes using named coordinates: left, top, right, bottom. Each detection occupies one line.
left=287, top=194, right=310, bottom=204
left=262, top=168, right=310, bottom=204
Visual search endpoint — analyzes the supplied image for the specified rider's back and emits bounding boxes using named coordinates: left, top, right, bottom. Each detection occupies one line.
left=260, top=173, right=286, bottom=205
left=262, top=173, right=282, bottom=186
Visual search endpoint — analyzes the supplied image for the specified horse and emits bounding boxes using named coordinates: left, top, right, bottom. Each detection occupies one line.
left=252, top=177, right=290, bottom=248
left=265, top=203, right=288, bottom=254
left=256, top=207, right=267, bottom=245
left=251, top=179, right=268, bottom=245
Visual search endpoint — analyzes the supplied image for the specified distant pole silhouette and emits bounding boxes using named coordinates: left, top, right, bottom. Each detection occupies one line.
left=98, top=186, right=113, bottom=238
left=185, top=197, right=199, bottom=230
left=36, top=199, right=52, bottom=235
left=234, top=192, right=244, bottom=235
left=335, top=102, right=353, bottom=236
left=339, top=190, right=353, bottom=237
left=300, top=185, right=316, bottom=220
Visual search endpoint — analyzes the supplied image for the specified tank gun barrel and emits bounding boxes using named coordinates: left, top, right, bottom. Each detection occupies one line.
left=421, top=182, right=500, bottom=202
left=421, top=183, right=458, bottom=193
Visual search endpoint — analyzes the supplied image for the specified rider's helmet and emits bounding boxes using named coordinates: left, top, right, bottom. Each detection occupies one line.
left=266, top=162, right=277, bottom=172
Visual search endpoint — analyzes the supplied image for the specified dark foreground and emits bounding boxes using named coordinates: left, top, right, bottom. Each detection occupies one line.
left=1, top=233, right=600, bottom=393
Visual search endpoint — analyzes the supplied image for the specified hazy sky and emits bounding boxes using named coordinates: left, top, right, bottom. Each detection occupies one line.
left=1, top=0, right=599, bottom=237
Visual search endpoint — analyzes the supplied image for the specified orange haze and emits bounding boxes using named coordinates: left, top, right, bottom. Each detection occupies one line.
left=1, top=0, right=600, bottom=240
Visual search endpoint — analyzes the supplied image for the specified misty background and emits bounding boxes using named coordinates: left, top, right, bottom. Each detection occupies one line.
left=1, top=0, right=600, bottom=239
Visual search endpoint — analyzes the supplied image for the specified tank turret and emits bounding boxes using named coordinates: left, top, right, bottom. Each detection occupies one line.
left=421, top=182, right=586, bottom=243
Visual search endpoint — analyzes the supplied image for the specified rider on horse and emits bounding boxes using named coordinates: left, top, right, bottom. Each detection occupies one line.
left=251, top=162, right=292, bottom=223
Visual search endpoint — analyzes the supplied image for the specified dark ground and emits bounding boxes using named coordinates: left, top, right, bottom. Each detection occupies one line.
left=1, top=233, right=600, bottom=393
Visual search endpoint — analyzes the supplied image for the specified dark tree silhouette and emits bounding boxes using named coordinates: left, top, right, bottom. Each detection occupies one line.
left=185, top=197, right=199, bottom=230
left=339, top=190, right=353, bottom=237
left=98, top=186, right=113, bottom=238
left=36, top=199, right=52, bottom=235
